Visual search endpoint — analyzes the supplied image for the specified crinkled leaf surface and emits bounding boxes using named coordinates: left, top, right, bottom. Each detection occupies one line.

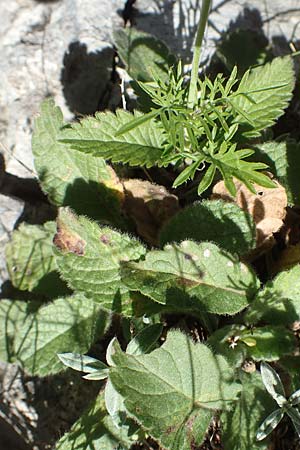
left=32, top=99, right=126, bottom=226
left=245, top=265, right=300, bottom=324
left=159, top=199, right=256, bottom=255
left=113, top=28, right=176, bottom=82
left=5, top=221, right=68, bottom=298
left=0, top=294, right=110, bottom=376
left=109, top=330, right=240, bottom=450
left=254, top=140, right=300, bottom=205
left=231, top=56, right=295, bottom=137
left=208, top=324, right=296, bottom=369
left=222, top=371, right=275, bottom=450
left=59, top=109, right=165, bottom=168
left=56, top=392, right=134, bottom=450
left=121, top=241, right=259, bottom=315
left=54, top=208, right=146, bottom=315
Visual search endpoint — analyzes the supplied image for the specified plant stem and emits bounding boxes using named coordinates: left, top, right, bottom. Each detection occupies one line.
left=188, top=0, right=211, bottom=108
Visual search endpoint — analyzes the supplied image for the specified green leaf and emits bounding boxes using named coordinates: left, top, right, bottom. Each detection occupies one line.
left=222, top=371, right=275, bottom=450
left=0, top=294, right=110, bottom=376
left=256, top=408, right=284, bottom=441
left=56, top=392, right=135, bottom=450
left=126, top=323, right=163, bottom=355
left=208, top=325, right=296, bottom=369
left=286, top=407, right=300, bottom=437
left=109, top=330, right=240, bottom=450
left=121, top=241, right=259, bottom=316
left=260, top=362, right=286, bottom=406
left=5, top=222, right=69, bottom=298
left=57, top=353, right=108, bottom=373
left=254, top=140, right=300, bottom=205
left=159, top=199, right=256, bottom=255
left=59, top=109, right=166, bottom=168
left=113, top=28, right=176, bottom=82
left=32, top=99, right=126, bottom=226
left=245, top=265, right=300, bottom=325
left=54, top=207, right=146, bottom=316
left=231, top=56, right=295, bottom=137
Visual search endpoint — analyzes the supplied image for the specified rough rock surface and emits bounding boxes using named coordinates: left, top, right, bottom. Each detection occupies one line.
left=1, top=0, right=300, bottom=449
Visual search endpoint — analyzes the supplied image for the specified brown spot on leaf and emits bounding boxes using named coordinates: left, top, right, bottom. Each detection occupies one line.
left=100, top=234, right=110, bottom=245
left=53, top=225, right=86, bottom=256
left=177, top=277, right=199, bottom=288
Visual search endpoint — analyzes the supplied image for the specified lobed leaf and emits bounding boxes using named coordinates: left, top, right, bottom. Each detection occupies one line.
left=231, top=56, right=295, bottom=137
left=54, top=207, right=146, bottom=316
left=159, top=199, right=256, bottom=255
left=121, top=240, right=259, bottom=315
left=109, top=330, right=240, bottom=450
left=59, top=109, right=166, bottom=168
left=0, top=294, right=110, bottom=376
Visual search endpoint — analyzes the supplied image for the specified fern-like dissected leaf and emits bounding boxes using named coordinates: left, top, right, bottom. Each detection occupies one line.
left=60, top=109, right=166, bottom=168
left=231, top=56, right=295, bottom=137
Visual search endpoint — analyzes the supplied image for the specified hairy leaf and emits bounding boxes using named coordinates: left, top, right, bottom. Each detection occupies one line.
left=231, top=56, right=295, bottom=137
left=54, top=208, right=146, bottom=315
left=222, top=371, right=275, bottom=450
left=56, top=392, right=135, bottom=450
left=245, top=265, right=300, bottom=325
left=59, top=109, right=165, bottom=168
left=121, top=241, right=259, bottom=315
left=113, top=28, right=176, bottom=82
left=0, top=294, right=110, bottom=376
left=109, top=330, right=240, bottom=450
left=160, top=199, right=256, bottom=255
left=254, top=140, right=300, bottom=205
left=32, top=99, right=126, bottom=226
left=5, top=222, right=68, bottom=298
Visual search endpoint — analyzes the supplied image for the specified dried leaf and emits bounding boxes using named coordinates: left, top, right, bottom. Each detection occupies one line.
left=123, top=179, right=179, bottom=245
left=212, top=179, right=287, bottom=254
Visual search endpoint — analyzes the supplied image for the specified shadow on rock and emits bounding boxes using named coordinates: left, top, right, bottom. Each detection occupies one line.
left=61, top=41, right=115, bottom=115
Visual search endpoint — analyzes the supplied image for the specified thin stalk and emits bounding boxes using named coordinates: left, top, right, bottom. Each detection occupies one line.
left=188, top=0, right=211, bottom=108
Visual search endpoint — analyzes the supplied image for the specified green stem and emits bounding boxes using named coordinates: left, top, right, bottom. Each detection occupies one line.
left=187, top=0, right=211, bottom=108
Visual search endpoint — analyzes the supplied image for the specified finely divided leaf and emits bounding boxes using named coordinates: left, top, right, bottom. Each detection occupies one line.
left=59, top=109, right=166, bottom=168
left=5, top=221, right=68, bottom=298
left=54, top=208, right=146, bottom=315
left=109, top=330, right=240, bottom=450
left=0, top=294, right=110, bottom=376
left=121, top=241, right=259, bottom=315
left=113, top=28, right=176, bottom=82
left=32, top=99, right=126, bottom=226
left=160, top=199, right=256, bottom=255
left=231, top=56, right=295, bottom=137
